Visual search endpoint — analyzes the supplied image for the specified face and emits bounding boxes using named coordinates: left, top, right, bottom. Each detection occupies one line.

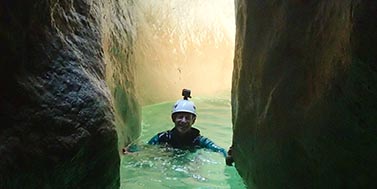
left=173, top=112, right=196, bottom=134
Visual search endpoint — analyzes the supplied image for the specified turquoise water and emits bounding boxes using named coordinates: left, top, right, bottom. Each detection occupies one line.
left=120, top=95, right=246, bottom=188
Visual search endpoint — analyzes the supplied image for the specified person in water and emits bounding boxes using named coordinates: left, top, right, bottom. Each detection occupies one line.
left=123, top=89, right=234, bottom=165
left=148, top=89, right=227, bottom=157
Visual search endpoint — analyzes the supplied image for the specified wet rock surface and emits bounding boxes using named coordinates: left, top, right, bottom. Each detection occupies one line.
left=1, top=0, right=138, bottom=188
left=232, top=1, right=377, bottom=188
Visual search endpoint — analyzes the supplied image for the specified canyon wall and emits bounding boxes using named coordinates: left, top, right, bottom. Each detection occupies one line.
left=232, top=1, right=377, bottom=188
left=0, top=0, right=139, bottom=188
left=132, top=0, right=235, bottom=105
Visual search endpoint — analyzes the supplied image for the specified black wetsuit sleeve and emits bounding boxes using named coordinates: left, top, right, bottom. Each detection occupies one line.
left=148, top=131, right=169, bottom=145
left=148, top=134, right=160, bottom=145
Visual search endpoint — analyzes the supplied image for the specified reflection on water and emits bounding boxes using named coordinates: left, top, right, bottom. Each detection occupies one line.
left=120, top=94, right=246, bottom=188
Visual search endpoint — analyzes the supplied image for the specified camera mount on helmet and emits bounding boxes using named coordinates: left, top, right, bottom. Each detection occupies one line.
left=172, top=89, right=196, bottom=117
left=182, top=89, right=191, bottom=100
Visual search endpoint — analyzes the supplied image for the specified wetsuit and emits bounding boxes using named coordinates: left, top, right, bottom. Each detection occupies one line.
left=148, top=127, right=227, bottom=157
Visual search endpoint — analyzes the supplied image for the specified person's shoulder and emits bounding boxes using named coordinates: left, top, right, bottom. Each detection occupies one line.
left=149, top=130, right=171, bottom=144
left=157, top=129, right=173, bottom=138
left=191, top=127, right=201, bottom=134
left=157, top=130, right=170, bottom=134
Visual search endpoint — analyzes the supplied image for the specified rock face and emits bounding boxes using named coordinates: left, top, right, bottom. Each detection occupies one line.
left=132, top=1, right=235, bottom=105
left=0, top=0, right=139, bottom=188
left=232, top=1, right=377, bottom=188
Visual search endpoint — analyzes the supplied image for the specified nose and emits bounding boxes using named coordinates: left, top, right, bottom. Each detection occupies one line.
left=182, top=116, right=187, bottom=122
left=180, top=116, right=188, bottom=124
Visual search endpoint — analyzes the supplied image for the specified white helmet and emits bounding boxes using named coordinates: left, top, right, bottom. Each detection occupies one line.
left=172, top=99, right=197, bottom=116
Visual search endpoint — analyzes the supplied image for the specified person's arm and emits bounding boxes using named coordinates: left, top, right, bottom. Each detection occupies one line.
left=148, top=134, right=160, bottom=145
left=122, top=143, right=139, bottom=155
left=197, top=136, right=227, bottom=157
